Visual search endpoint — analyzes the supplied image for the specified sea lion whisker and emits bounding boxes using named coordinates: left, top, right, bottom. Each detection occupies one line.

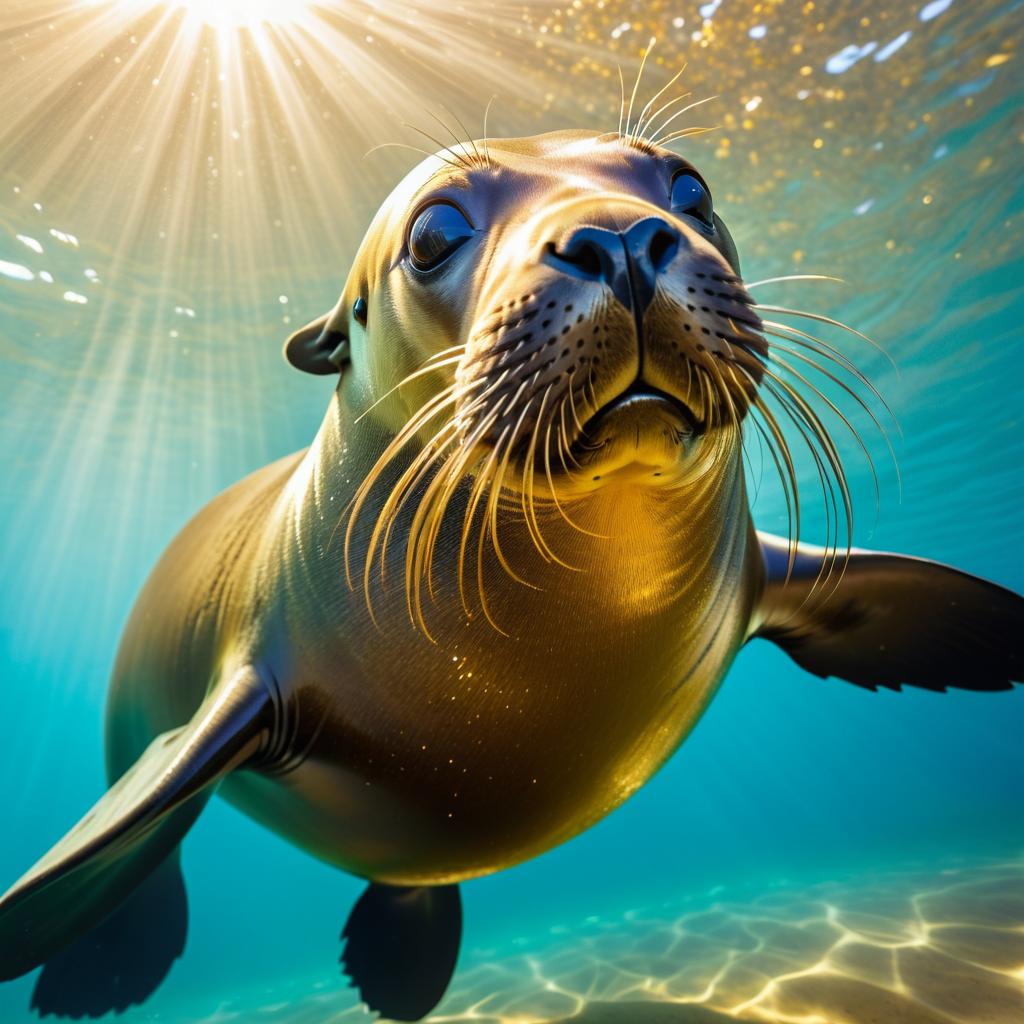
left=779, top=376, right=855, bottom=565
left=767, top=349, right=881, bottom=525
left=364, top=141, right=462, bottom=169
left=756, top=396, right=803, bottom=577
left=360, top=427, right=457, bottom=627
left=761, top=320, right=901, bottom=438
left=716, top=338, right=764, bottom=407
left=454, top=424, right=504, bottom=620
left=474, top=436, right=511, bottom=637
left=733, top=363, right=801, bottom=572
left=761, top=331, right=897, bottom=507
left=647, top=94, right=718, bottom=146
left=379, top=383, right=504, bottom=627
left=696, top=366, right=708, bottom=424
left=388, top=426, right=471, bottom=636
left=762, top=379, right=838, bottom=586
left=761, top=321, right=879, bottom=392
left=636, top=86, right=692, bottom=142
left=344, top=382, right=460, bottom=568
left=759, top=321, right=902, bottom=506
left=344, top=383, right=466, bottom=590
left=421, top=423, right=493, bottom=593
left=390, top=386, right=499, bottom=574
left=565, top=371, right=588, bottom=436
left=522, top=386, right=581, bottom=570
left=402, top=121, right=474, bottom=173
left=762, top=375, right=852, bottom=598
left=363, top=378, right=467, bottom=475
left=655, top=126, right=721, bottom=147
left=765, top=341, right=893, bottom=516
left=704, top=355, right=742, bottom=435
left=419, top=403, right=507, bottom=611
left=763, top=333, right=892, bottom=441
left=746, top=274, right=844, bottom=289
left=542, top=413, right=606, bottom=538
left=419, top=110, right=479, bottom=171
left=355, top=350, right=467, bottom=425
left=625, top=36, right=657, bottom=140
left=366, top=414, right=464, bottom=599
left=633, top=64, right=689, bottom=141
left=753, top=303, right=897, bottom=371
left=616, top=64, right=626, bottom=139
left=484, top=401, right=541, bottom=595
left=519, top=388, right=552, bottom=564
left=481, top=94, right=497, bottom=167
left=435, top=104, right=484, bottom=168
left=405, top=445, right=473, bottom=639
left=720, top=358, right=768, bottom=500
left=743, top=408, right=791, bottom=533
left=765, top=370, right=851, bottom=536
left=755, top=415, right=799, bottom=574
left=556, top=403, right=584, bottom=471
left=638, top=91, right=696, bottom=143
left=584, top=366, right=600, bottom=413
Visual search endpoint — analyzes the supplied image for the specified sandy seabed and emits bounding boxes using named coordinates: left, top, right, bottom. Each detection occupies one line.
left=198, top=860, right=1024, bottom=1024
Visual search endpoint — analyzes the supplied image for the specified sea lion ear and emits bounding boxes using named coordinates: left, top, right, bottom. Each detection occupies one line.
left=284, top=312, right=350, bottom=375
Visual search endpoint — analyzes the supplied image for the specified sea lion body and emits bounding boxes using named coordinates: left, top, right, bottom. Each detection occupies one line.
left=3, top=128, right=1021, bottom=1022
left=110, top=394, right=758, bottom=884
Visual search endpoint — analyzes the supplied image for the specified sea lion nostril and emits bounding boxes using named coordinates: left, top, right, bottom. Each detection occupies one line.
left=545, top=228, right=624, bottom=283
left=648, top=226, right=678, bottom=270
left=543, top=226, right=633, bottom=310
left=623, top=216, right=680, bottom=277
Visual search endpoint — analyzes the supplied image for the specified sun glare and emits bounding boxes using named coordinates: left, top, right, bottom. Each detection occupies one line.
left=115, top=0, right=311, bottom=31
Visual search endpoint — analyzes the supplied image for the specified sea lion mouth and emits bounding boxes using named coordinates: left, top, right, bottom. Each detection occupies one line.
left=561, top=381, right=701, bottom=475
left=581, top=381, right=703, bottom=437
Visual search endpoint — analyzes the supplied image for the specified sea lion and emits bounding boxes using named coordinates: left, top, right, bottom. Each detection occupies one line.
left=1, top=129, right=1021, bottom=1022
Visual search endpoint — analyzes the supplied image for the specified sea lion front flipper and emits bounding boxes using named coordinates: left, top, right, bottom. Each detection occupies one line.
left=341, top=882, right=462, bottom=1022
left=30, top=853, right=187, bottom=1018
left=753, top=531, right=1024, bottom=692
left=0, top=665, right=272, bottom=983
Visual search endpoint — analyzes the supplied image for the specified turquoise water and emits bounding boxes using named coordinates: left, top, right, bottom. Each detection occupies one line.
left=1, top=1, right=1022, bottom=1021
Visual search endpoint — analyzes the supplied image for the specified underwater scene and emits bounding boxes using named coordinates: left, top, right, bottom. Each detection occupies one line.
left=0, top=1, right=1022, bottom=1022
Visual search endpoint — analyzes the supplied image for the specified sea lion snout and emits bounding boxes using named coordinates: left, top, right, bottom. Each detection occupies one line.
left=456, top=185, right=759, bottom=470
left=541, top=215, right=682, bottom=319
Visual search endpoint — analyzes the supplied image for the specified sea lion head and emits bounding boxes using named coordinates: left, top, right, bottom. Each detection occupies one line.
left=285, top=129, right=782, bottom=628
left=287, top=129, right=766, bottom=495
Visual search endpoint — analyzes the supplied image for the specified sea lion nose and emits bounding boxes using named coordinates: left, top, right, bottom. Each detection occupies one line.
left=543, top=217, right=680, bottom=316
left=623, top=216, right=680, bottom=311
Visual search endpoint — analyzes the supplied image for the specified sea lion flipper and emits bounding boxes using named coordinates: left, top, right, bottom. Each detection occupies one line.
left=0, top=665, right=272, bottom=982
left=29, top=853, right=187, bottom=1018
left=753, top=531, right=1024, bottom=692
left=341, top=882, right=462, bottom=1021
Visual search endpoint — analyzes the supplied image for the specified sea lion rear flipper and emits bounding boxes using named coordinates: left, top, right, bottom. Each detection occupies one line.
left=341, top=882, right=462, bottom=1022
left=0, top=665, right=272, bottom=983
left=753, top=531, right=1024, bottom=692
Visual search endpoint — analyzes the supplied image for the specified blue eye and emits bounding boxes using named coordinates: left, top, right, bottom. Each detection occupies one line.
left=670, top=172, right=714, bottom=227
left=408, top=202, right=474, bottom=271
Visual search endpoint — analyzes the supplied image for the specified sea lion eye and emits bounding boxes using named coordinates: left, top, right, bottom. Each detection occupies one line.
left=670, top=172, right=714, bottom=228
left=408, top=202, right=474, bottom=271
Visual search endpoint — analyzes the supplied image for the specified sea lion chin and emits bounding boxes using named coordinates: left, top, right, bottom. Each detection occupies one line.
left=566, top=383, right=702, bottom=488
left=1, top=128, right=1021, bottom=1024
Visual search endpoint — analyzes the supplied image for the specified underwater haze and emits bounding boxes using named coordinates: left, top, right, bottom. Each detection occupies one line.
left=1, top=0, right=1022, bottom=1021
